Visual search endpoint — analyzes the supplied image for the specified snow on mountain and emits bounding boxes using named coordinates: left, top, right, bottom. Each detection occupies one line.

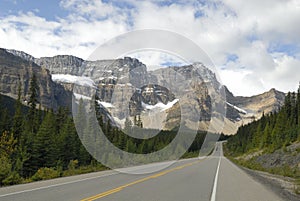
left=226, top=102, right=247, bottom=114
left=73, top=93, right=91, bottom=101
left=97, top=100, right=115, bottom=108
left=52, top=74, right=95, bottom=87
left=142, top=99, right=179, bottom=112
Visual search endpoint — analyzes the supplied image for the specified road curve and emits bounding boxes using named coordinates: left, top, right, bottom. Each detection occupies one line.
left=0, top=142, right=283, bottom=201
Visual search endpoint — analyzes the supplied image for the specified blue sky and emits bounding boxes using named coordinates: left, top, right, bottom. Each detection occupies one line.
left=0, top=0, right=68, bottom=20
left=0, top=0, right=299, bottom=96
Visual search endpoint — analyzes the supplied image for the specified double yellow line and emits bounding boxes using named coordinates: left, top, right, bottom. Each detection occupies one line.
left=81, top=160, right=200, bottom=201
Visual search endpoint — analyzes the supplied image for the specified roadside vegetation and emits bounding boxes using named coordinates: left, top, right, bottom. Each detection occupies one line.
left=225, top=83, right=300, bottom=194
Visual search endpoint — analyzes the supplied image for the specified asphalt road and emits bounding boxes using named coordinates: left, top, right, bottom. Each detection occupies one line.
left=0, top=142, right=283, bottom=201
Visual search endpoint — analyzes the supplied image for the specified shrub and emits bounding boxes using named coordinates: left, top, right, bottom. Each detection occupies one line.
left=2, top=171, right=22, bottom=185
left=31, top=167, right=60, bottom=181
left=0, top=155, right=12, bottom=185
left=68, top=159, right=78, bottom=171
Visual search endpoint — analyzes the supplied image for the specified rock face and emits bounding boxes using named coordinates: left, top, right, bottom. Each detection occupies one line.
left=225, top=86, right=285, bottom=123
left=0, top=49, right=71, bottom=110
left=35, top=55, right=84, bottom=75
left=3, top=48, right=286, bottom=134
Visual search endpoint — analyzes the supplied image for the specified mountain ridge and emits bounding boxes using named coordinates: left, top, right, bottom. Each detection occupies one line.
left=1, top=48, right=286, bottom=134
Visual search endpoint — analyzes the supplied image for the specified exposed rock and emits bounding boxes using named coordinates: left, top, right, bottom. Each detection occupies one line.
left=0, top=48, right=71, bottom=110
left=4, top=48, right=286, bottom=134
left=35, top=55, right=84, bottom=75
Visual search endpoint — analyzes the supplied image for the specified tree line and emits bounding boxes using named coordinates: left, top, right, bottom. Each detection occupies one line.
left=226, top=84, right=300, bottom=155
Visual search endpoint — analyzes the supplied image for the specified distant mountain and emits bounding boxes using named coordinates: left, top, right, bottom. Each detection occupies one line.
left=1, top=48, right=286, bottom=134
left=225, top=86, right=285, bottom=122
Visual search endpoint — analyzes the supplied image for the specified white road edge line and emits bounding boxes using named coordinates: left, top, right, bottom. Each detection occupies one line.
left=0, top=172, right=119, bottom=198
left=210, top=156, right=221, bottom=201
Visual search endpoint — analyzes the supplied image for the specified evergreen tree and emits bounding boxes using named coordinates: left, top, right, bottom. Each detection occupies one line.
left=26, top=73, right=40, bottom=134
left=74, top=98, right=86, bottom=138
left=12, top=81, right=23, bottom=140
left=31, top=111, right=57, bottom=171
left=58, top=117, right=78, bottom=168
left=0, top=108, right=10, bottom=135
left=124, top=117, right=132, bottom=134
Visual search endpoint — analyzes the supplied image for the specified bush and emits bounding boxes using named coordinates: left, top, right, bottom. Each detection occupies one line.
left=0, top=155, right=12, bottom=185
left=31, top=167, right=60, bottom=181
left=2, top=171, right=22, bottom=185
left=68, top=159, right=78, bottom=171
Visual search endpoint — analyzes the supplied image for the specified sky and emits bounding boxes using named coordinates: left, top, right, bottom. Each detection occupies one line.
left=0, top=0, right=299, bottom=96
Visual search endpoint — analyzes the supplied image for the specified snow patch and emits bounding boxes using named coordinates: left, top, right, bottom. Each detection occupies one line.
left=74, top=93, right=91, bottom=100
left=226, top=102, right=247, bottom=114
left=97, top=100, right=114, bottom=108
left=52, top=74, right=95, bottom=87
left=142, top=99, right=179, bottom=112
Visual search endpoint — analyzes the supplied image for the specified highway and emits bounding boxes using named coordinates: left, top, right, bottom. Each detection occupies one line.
left=0, top=142, right=283, bottom=201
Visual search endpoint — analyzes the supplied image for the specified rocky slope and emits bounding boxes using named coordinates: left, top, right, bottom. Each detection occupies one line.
left=0, top=49, right=71, bottom=110
left=225, top=86, right=285, bottom=124
left=2, top=48, right=286, bottom=134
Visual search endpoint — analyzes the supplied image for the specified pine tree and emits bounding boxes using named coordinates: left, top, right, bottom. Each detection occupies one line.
left=31, top=111, right=57, bottom=171
left=261, top=122, right=271, bottom=148
left=124, top=117, right=132, bottom=134
left=58, top=117, right=78, bottom=168
left=0, top=131, right=17, bottom=158
left=12, top=81, right=23, bottom=140
left=26, top=73, right=40, bottom=134
left=0, top=108, right=10, bottom=135
left=74, top=98, right=86, bottom=138
left=285, top=92, right=292, bottom=118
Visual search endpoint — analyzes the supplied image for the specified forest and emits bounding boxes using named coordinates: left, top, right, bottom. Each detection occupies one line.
left=226, top=84, right=300, bottom=155
left=0, top=74, right=206, bottom=186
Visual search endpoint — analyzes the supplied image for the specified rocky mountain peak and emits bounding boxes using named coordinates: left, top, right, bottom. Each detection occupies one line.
left=36, top=55, right=84, bottom=75
left=5, top=49, right=35, bottom=62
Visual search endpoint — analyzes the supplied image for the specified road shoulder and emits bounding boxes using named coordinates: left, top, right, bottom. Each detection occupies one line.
left=239, top=166, right=300, bottom=201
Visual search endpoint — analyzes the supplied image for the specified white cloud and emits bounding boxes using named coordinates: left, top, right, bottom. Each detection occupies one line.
left=0, top=1, right=130, bottom=58
left=218, top=69, right=266, bottom=96
left=266, top=55, right=300, bottom=92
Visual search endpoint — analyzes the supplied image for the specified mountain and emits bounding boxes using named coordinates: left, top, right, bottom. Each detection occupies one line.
left=225, top=87, right=285, bottom=122
left=1, top=48, right=286, bottom=134
left=0, top=48, right=71, bottom=110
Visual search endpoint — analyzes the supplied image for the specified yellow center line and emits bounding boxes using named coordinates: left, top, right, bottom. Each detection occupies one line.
left=80, top=160, right=201, bottom=201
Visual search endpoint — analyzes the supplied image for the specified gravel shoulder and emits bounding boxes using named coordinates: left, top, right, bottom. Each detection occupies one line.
left=239, top=165, right=300, bottom=201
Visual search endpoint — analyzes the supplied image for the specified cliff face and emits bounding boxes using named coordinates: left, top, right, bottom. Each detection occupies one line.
left=3, top=48, right=286, bottom=134
left=0, top=49, right=71, bottom=110
left=226, top=87, right=285, bottom=123
left=35, top=55, right=84, bottom=75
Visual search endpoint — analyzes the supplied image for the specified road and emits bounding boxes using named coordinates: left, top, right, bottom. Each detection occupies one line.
left=0, top=142, right=283, bottom=201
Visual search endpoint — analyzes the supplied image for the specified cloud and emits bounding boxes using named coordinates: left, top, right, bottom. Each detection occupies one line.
left=0, top=0, right=299, bottom=96
left=0, top=1, right=130, bottom=58
left=267, top=54, right=300, bottom=92
left=128, top=0, right=300, bottom=95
